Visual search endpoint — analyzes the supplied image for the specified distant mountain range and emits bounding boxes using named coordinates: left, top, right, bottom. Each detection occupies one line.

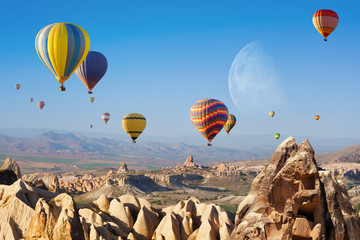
left=316, top=144, right=360, bottom=163
left=0, top=131, right=272, bottom=163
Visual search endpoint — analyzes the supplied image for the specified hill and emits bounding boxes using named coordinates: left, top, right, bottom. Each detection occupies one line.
left=316, top=144, right=360, bottom=163
left=0, top=131, right=271, bottom=165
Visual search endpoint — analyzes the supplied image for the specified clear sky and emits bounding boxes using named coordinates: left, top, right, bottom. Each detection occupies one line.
left=0, top=0, right=359, bottom=145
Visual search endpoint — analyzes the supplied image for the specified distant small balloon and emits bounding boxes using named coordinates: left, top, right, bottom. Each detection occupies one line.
left=30, top=98, right=34, bottom=103
left=37, top=101, right=45, bottom=110
left=102, top=112, right=110, bottom=124
left=274, top=133, right=280, bottom=139
left=269, top=111, right=275, bottom=118
left=90, top=124, right=93, bottom=128
left=90, top=97, right=95, bottom=103
left=15, top=84, right=20, bottom=90
left=314, top=115, right=320, bottom=121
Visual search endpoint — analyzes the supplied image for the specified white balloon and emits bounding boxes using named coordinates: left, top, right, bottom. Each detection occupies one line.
left=228, top=41, right=282, bottom=113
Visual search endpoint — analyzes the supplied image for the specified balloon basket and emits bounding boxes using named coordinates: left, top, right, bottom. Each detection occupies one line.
left=60, top=85, right=66, bottom=91
left=132, top=140, right=136, bottom=143
left=88, top=91, right=92, bottom=94
left=324, top=38, right=327, bottom=42
left=207, top=143, right=212, bottom=146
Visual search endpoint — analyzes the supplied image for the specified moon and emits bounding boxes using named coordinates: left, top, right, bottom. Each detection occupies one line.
left=228, top=41, right=282, bottom=113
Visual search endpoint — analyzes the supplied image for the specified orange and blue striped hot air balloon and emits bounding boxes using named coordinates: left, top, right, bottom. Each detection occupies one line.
left=190, top=99, right=228, bottom=146
left=35, top=23, right=90, bottom=91
left=312, top=9, right=339, bottom=41
left=37, top=101, right=45, bottom=110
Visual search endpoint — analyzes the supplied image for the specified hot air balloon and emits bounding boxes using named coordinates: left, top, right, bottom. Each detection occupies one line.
left=15, top=84, right=20, bottom=90
left=35, top=23, right=90, bottom=91
left=90, top=124, right=93, bottom=128
left=313, top=9, right=339, bottom=41
left=314, top=115, right=320, bottom=121
left=274, top=133, right=280, bottom=139
left=122, top=113, right=146, bottom=143
left=224, top=114, right=236, bottom=135
left=90, top=97, right=95, bottom=103
left=269, top=111, right=275, bottom=119
left=101, top=112, right=110, bottom=124
left=37, top=101, right=45, bottom=110
left=190, top=99, right=228, bottom=146
left=29, top=98, right=34, bottom=103
left=75, top=51, right=108, bottom=94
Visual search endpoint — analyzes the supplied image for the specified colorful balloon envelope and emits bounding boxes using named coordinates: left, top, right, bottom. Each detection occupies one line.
left=190, top=99, right=228, bottom=146
left=35, top=23, right=90, bottom=91
left=75, top=51, right=108, bottom=94
left=274, top=133, right=280, bottom=140
left=224, top=114, right=236, bottom=135
left=269, top=111, right=275, bottom=119
left=37, top=101, right=45, bottom=110
left=101, top=112, right=110, bottom=124
left=30, top=98, right=34, bottom=103
left=15, top=84, right=20, bottom=90
left=312, top=9, right=339, bottom=41
left=314, top=115, right=320, bottom=121
left=90, top=97, right=95, bottom=103
left=122, top=113, right=146, bottom=143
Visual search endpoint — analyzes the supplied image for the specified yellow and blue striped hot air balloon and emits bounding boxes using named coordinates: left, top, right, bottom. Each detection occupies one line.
left=35, top=23, right=90, bottom=91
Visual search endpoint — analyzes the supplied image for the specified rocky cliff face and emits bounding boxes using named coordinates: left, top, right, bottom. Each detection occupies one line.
left=231, top=137, right=360, bottom=240
left=1, top=157, right=22, bottom=179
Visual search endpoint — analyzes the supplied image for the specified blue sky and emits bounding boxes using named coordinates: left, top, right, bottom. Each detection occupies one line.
left=0, top=0, right=359, bottom=145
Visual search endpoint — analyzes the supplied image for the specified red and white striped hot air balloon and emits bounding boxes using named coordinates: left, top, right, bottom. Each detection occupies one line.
left=312, top=9, right=339, bottom=41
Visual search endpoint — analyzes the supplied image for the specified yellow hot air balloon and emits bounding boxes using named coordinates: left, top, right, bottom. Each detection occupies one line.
left=224, top=114, right=236, bottom=135
left=269, top=111, right=275, bottom=118
left=90, top=97, right=95, bottom=103
left=35, top=23, right=90, bottom=91
left=314, top=115, right=320, bottom=121
left=122, top=113, right=146, bottom=143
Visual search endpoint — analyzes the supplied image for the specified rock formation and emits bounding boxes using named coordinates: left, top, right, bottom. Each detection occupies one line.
left=231, top=137, right=360, bottom=240
left=118, top=162, right=128, bottom=173
left=26, top=193, right=85, bottom=240
left=1, top=157, right=22, bottom=178
left=0, top=180, right=56, bottom=239
left=183, top=155, right=198, bottom=167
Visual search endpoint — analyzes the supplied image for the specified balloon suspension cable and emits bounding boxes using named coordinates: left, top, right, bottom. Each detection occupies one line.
left=207, top=143, right=212, bottom=146
left=88, top=91, right=92, bottom=94
left=60, top=84, right=65, bottom=91
left=132, top=140, right=136, bottom=143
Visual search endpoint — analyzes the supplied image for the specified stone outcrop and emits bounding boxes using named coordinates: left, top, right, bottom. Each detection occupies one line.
left=231, top=137, right=360, bottom=240
left=118, top=162, right=128, bottom=173
left=23, top=172, right=112, bottom=194
left=1, top=157, right=22, bottom=178
left=0, top=180, right=56, bottom=239
left=183, top=155, right=198, bottom=167
left=26, top=193, right=85, bottom=240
